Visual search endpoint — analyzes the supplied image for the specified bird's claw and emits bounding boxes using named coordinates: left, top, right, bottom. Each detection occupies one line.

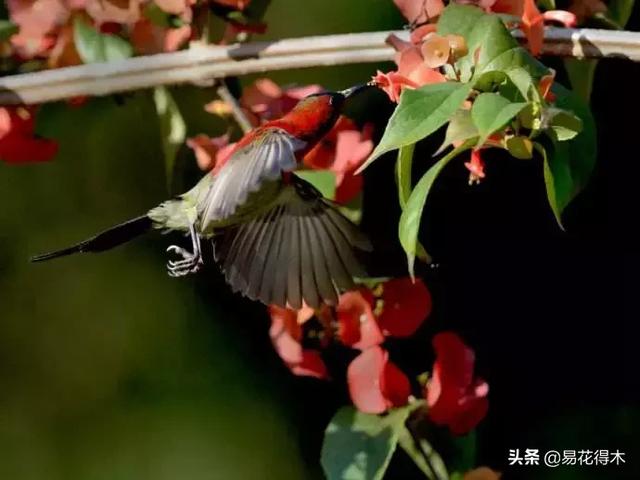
left=166, top=244, right=203, bottom=277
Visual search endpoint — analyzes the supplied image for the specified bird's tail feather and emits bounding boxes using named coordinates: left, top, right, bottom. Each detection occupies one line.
left=31, top=215, right=153, bottom=263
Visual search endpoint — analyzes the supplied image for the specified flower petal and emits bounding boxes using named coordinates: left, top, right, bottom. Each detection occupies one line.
left=377, top=278, right=432, bottom=338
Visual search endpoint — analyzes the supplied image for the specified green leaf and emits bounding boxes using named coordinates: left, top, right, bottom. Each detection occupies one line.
left=321, top=405, right=414, bottom=480
left=396, top=144, right=432, bottom=264
left=504, top=67, right=539, bottom=102
left=608, top=0, right=634, bottom=27
left=295, top=170, right=337, bottom=200
left=438, top=4, right=548, bottom=82
left=471, top=93, right=526, bottom=147
left=153, top=86, right=186, bottom=191
left=0, top=20, right=19, bottom=42
left=399, top=141, right=473, bottom=277
left=546, top=108, right=583, bottom=141
left=396, top=143, right=415, bottom=210
left=506, top=136, right=533, bottom=159
left=434, top=109, right=478, bottom=156
left=73, top=17, right=133, bottom=64
left=564, top=58, right=598, bottom=103
left=398, top=427, right=449, bottom=480
left=359, top=82, right=472, bottom=172
left=537, top=142, right=569, bottom=228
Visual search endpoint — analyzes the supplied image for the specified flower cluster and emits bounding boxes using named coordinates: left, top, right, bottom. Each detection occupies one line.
left=0, top=0, right=261, bottom=164
left=268, top=278, right=489, bottom=435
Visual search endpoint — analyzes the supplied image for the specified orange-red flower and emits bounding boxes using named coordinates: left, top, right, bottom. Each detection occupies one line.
left=464, top=149, right=486, bottom=185
left=303, top=116, right=373, bottom=204
left=0, top=106, right=58, bottom=164
left=425, top=332, right=489, bottom=435
left=268, top=305, right=328, bottom=379
left=186, top=133, right=233, bottom=172
left=347, top=346, right=411, bottom=414
left=335, top=290, right=384, bottom=350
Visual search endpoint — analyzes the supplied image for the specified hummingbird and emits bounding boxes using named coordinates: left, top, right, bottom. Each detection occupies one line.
left=31, top=84, right=373, bottom=309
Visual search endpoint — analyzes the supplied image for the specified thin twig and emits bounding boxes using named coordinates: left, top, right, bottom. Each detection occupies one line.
left=216, top=80, right=253, bottom=133
left=0, top=27, right=639, bottom=105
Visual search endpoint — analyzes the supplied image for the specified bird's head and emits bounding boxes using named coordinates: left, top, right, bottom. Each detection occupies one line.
left=276, top=83, right=373, bottom=141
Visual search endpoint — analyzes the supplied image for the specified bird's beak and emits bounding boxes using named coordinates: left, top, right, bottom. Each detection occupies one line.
left=339, top=83, right=372, bottom=99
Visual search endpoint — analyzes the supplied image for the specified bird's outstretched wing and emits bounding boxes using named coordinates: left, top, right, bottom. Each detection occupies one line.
left=198, top=128, right=306, bottom=228
left=212, top=176, right=372, bottom=309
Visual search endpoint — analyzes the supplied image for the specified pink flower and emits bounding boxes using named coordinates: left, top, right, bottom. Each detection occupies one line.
left=542, top=10, right=578, bottom=28
left=425, top=332, right=489, bottom=435
left=371, top=70, right=419, bottom=103
left=241, top=79, right=323, bottom=124
left=393, top=0, right=445, bottom=25
left=348, top=346, right=411, bottom=414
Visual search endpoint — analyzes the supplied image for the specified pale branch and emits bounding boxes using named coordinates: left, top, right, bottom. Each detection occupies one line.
left=216, top=81, right=253, bottom=134
left=0, top=28, right=639, bottom=105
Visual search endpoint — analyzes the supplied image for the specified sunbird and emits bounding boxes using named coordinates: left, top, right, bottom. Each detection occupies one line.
left=32, top=84, right=372, bottom=309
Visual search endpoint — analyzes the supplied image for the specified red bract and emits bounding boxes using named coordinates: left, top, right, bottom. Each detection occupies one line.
left=131, top=19, right=192, bottom=54
left=393, top=0, right=445, bottom=24
left=186, top=133, right=232, bottom=172
left=376, top=278, right=432, bottom=338
left=268, top=305, right=328, bottom=379
left=0, top=106, right=58, bottom=164
left=347, top=346, right=411, bottom=414
left=425, top=332, right=489, bottom=435
left=335, top=290, right=384, bottom=350
left=241, top=79, right=323, bottom=124
left=303, top=116, right=373, bottom=204
left=85, top=0, right=141, bottom=25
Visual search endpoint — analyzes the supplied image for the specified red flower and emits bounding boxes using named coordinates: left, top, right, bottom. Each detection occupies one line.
left=375, top=278, right=432, bottom=338
left=241, top=79, right=323, bottom=124
left=303, top=116, right=373, bottom=204
left=186, top=133, right=232, bottom=172
left=85, top=0, right=141, bottom=25
left=335, top=290, right=384, bottom=350
left=371, top=70, right=418, bottom=104
left=268, top=305, right=328, bottom=379
left=0, top=106, right=58, bottom=164
left=347, top=346, right=411, bottom=414
left=131, top=19, right=192, bottom=55
left=542, top=10, right=577, bottom=28
left=425, top=332, right=489, bottom=435
left=464, top=149, right=485, bottom=185
left=7, top=0, right=69, bottom=59
left=393, top=0, right=445, bottom=25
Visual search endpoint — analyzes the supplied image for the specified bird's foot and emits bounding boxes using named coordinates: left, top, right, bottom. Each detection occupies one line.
left=166, top=245, right=203, bottom=277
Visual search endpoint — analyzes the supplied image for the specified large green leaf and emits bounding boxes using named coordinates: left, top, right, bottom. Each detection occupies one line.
left=438, top=4, right=547, bottom=82
left=73, top=17, right=133, bottom=64
left=608, top=0, right=634, bottom=27
left=564, top=58, right=598, bottom=103
left=358, top=82, right=472, bottom=172
left=0, top=20, right=18, bottom=42
left=471, top=93, right=526, bottom=147
left=434, top=109, right=478, bottom=156
left=399, top=141, right=473, bottom=277
left=321, top=405, right=415, bottom=480
left=153, top=86, right=187, bottom=191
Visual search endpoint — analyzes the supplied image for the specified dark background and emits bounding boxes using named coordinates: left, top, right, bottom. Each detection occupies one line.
left=1, top=1, right=638, bottom=479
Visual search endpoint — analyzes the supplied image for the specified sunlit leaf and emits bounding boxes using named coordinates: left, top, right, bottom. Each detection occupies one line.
left=0, top=20, right=18, bottom=42
left=506, top=136, right=534, bottom=159
left=608, top=0, right=634, bottom=27
left=153, top=86, right=186, bottom=191
left=434, top=109, right=478, bottom=156
left=321, top=405, right=415, bottom=480
left=546, top=108, right=583, bottom=141
left=471, top=93, right=527, bottom=147
left=73, top=17, right=133, bottom=64
left=359, top=82, right=472, bottom=171
left=295, top=170, right=337, bottom=200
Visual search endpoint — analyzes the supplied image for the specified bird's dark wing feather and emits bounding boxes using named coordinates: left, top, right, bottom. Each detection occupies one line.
left=212, top=177, right=371, bottom=309
left=198, top=128, right=306, bottom=227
